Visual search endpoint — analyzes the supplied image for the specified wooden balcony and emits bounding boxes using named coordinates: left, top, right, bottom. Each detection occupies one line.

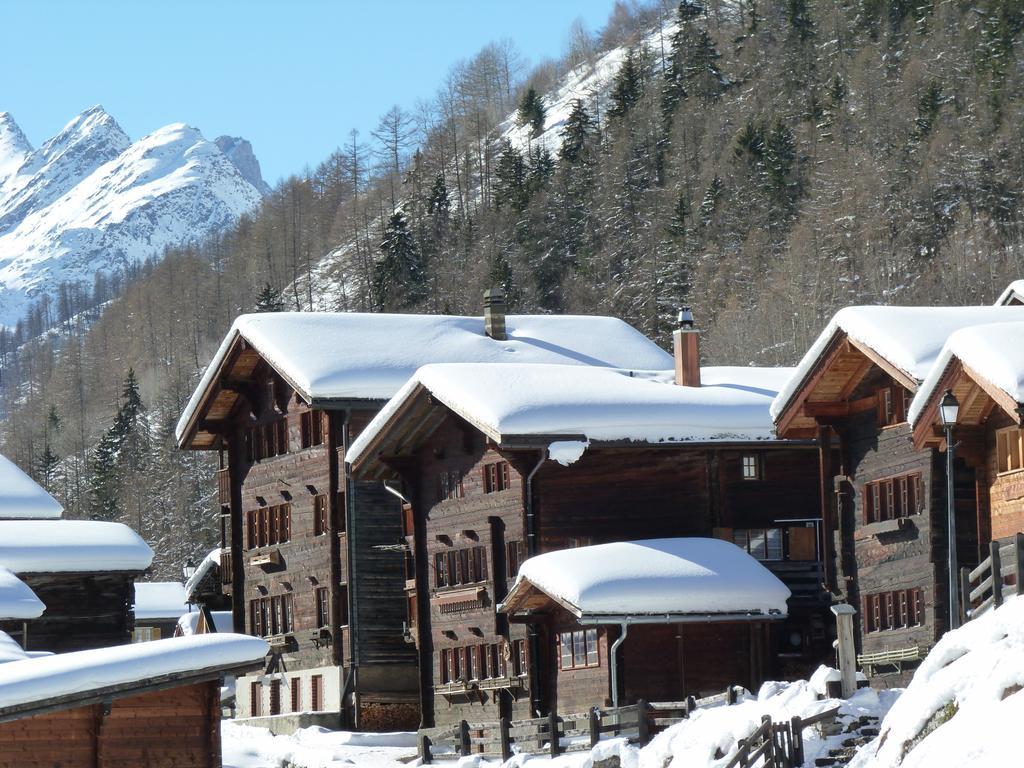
left=220, top=549, right=233, bottom=585
left=216, top=468, right=230, bottom=505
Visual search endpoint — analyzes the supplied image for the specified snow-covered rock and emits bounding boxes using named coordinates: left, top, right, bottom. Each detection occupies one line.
left=0, top=107, right=264, bottom=326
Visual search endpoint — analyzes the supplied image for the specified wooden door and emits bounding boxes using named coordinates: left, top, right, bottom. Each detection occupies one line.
left=788, top=527, right=817, bottom=561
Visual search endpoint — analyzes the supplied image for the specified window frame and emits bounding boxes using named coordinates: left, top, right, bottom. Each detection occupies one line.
left=558, top=629, right=600, bottom=670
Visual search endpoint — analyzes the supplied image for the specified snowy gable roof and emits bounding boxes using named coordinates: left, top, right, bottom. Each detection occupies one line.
left=995, top=280, right=1024, bottom=306
left=176, top=311, right=673, bottom=444
left=0, top=520, right=153, bottom=574
left=502, top=538, right=791, bottom=619
left=184, top=548, right=220, bottom=601
left=134, top=581, right=189, bottom=621
left=176, top=610, right=233, bottom=636
left=771, top=306, right=1024, bottom=423
left=347, top=363, right=794, bottom=469
left=908, top=322, right=1024, bottom=427
left=0, top=453, right=62, bottom=520
left=0, top=567, right=44, bottom=620
left=0, top=633, right=267, bottom=713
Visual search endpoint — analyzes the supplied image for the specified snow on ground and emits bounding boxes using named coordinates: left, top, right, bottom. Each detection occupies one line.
left=850, top=594, right=1024, bottom=768
left=222, top=723, right=418, bottom=768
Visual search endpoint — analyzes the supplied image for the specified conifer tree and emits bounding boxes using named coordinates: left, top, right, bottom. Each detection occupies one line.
left=516, top=87, right=546, bottom=137
left=608, top=49, right=644, bottom=118
left=558, top=100, right=597, bottom=164
left=526, top=147, right=555, bottom=196
left=493, top=141, right=529, bottom=212
left=375, top=211, right=426, bottom=310
left=255, top=283, right=284, bottom=312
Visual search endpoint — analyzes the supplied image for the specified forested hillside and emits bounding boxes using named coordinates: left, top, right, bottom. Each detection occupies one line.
left=2, top=0, right=1021, bottom=575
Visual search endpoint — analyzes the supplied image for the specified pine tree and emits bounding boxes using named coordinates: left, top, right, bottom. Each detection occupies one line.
left=608, top=49, right=644, bottom=118
left=517, top=87, right=546, bottom=137
left=685, top=29, right=725, bottom=102
left=36, top=444, right=59, bottom=490
left=493, top=141, right=529, bottom=212
left=526, top=146, right=555, bottom=196
left=913, top=81, right=943, bottom=139
left=375, top=211, right=426, bottom=310
left=255, top=283, right=284, bottom=312
left=558, top=100, right=597, bottom=164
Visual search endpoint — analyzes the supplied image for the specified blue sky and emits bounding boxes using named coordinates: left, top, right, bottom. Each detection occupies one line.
left=1, top=0, right=619, bottom=184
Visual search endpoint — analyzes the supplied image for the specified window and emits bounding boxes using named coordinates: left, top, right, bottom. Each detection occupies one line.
left=742, top=454, right=763, bottom=480
left=513, top=639, right=528, bottom=677
left=558, top=629, right=599, bottom=669
left=467, top=645, right=480, bottom=680
left=250, top=682, right=262, bottom=717
left=997, top=427, right=1024, bottom=474
left=247, top=505, right=292, bottom=549
left=878, top=385, right=909, bottom=427
left=290, top=678, right=302, bottom=713
left=311, top=675, right=323, bottom=711
left=438, top=470, right=464, bottom=501
left=248, top=419, right=289, bottom=462
left=733, top=528, right=783, bottom=561
left=315, top=587, right=330, bottom=628
left=566, top=535, right=592, bottom=549
left=433, top=546, right=488, bottom=589
left=300, top=411, right=325, bottom=449
left=269, top=679, right=282, bottom=715
left=250, top=595, right=293, bottom=636
left=484, top=461, right=512, bottom=493
left=863, top=473, right=923, bottom=523
left=505, top=540, right=524, bottom=580
left=314, top=495, right=329, bottom=536
left=132, top=626, right=158, bottom=642
left=863, top=589, right=924, bottom=632
left=440, top=649, right=452, bottom=683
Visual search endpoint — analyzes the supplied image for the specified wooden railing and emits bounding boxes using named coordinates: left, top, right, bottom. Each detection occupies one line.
left=723, top=706, right=840, bottom=768
left=960, top=533, right=1024, bottom=623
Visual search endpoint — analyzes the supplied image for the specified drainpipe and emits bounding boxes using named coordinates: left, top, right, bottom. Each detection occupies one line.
left=342, top=416, right=361, bottom=724
left=609, top=623, right=629, bottom=708
left=524, top=449, right=546, bottom=715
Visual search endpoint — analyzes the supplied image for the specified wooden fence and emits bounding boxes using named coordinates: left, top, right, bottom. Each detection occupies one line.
left=960, top=533, right=1024, bottom=623
left=418, top=686, right=840, bottom=765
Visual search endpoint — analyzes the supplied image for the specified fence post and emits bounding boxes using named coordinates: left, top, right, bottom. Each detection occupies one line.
left=499, top=717, right=511, bottom=762
left=726, top=685, right=737, bottom=705
left=761, top=716, right=774, bottom=766
left=418, top=734, right=432, bottom=765
left=458, top=720, right=470, bottom=756
left=637, top=699, right=650, bottom=745
left=548, top=710, right=560, bottom=757
left=685, top=694, right=697, bottom=717
left=960, top=566, right=971, bottom=624
left=1016, top=533, right=1024, bottom=596
left=790, top=715, right=804, bottom=767
left=589, top=708, right=600, bottom=747
left=991, top=540, right=1004, bottom=608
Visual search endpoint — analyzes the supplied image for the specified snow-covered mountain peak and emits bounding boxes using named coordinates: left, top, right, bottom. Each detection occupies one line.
left=0, top=113, right=31, bottom=185
left=215, top=135, right=271, bottom=195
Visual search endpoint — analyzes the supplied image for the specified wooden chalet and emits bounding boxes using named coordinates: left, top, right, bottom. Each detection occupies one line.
left=174, top=297, right=673, bottom=730
left=499, top=538, right=790, bottom=714
left=133, top=582, right=189, bottom=642
left=772, top=305, right=1024, bottom=681
left=0, top=520, right=153, bottom=653
left=0, top=633, right=267, bottom=768
left=347, top=319, right=830, bottom=727
left=996, top=280, right=1024, bottom=306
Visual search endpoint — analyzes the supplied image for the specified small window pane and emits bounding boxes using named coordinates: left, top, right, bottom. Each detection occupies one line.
left=560, top=633, right=573, bottom=669
left=765, top=528, right=783, bottom=561
left=585, top=629, right=598, bottom=666
left=748, top=530, right=767, bottom=560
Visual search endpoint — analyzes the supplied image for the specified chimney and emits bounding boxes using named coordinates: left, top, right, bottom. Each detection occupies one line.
left=673, top=307, right=701, bottom=387
left=484, top=288, right=507, bottom=341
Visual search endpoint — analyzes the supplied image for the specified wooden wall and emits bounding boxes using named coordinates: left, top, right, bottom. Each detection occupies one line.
left=0, top=681, right=220, bottom=768
left=981, top=412, right=1024, bottom=542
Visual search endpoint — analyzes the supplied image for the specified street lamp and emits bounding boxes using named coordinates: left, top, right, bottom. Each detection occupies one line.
left=182, top=558, right=197, bottom=583
left=939, top=389, right=960, bottom=629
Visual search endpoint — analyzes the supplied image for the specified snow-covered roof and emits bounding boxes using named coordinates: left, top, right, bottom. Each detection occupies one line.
left=0, top=520, right=153, bottom=573
left=504, top=538, right=791, bottom=619
left=176, top=312, right=673, bottom=443
left=0, top=631, right=29, bottom=664
left=133, top=581, right=189, bottom=621
left=995, top=280, right=1024, bottom=306
left=176, top=610, right=234, bottom=636
left=0, top=633, right=268, bottom=712
left=184, top=547, right=220, bottom=601
left=0, top=453, right=63, bottom=520
left=908, top=322, right=1024, bottom=425
left=0, top=567, right=44, bottom=620
left=771, top=306, right=1024, bottom=422
left=348, top=364, right=794, bottom=467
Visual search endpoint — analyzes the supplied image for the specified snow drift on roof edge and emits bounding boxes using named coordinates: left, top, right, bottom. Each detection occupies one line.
left=0, top=453, right=63, bottom=519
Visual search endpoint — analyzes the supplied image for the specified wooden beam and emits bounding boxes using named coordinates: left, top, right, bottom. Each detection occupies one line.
left=837, top=356, right=875, bottom=401
left=803, top=402, right=849, bottom=418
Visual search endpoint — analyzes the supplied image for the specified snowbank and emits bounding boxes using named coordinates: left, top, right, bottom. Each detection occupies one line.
left=850, top=594, right=1024, bottom=768
left=0, top=453, right=63, bottom=519
left=508, top=538, right=791, bottom=617
left=134, top=581, right=189, bottom=620
left=0, top=633, right=268, bottom=710
left=0, top=566, right=44, bottom=619
left=0, top=520, right=153, bottom=573
left=178, top=312, right=673, bottom=442
left=908, top=322, right=1024, bottom=425
left=222, top=722, right=417, bottom=768
left=0, top=631, right=29, bottom=664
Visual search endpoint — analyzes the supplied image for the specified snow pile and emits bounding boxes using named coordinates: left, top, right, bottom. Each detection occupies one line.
left=0, top=520, right=153, bottom=573
left=134, top=581, right=189, bottom=620
left=548, top=440, right=590, bottom=466
left=0, top=630, right=30, bottom=664
left=771, top=306, right=1024, bottom=421
left=0, top=633, right=268, bottom=710
left=185, top=547, right=221, bottom=600
left=509, top=538, right=791, bottom=617
left=348, top=364, right=792, bottom=465
left=222, top=723, right=417, bottom=768
left=0, top=567, right=44, bottom=619
left=0, top=453, right=63, bottom=519
left=850, top=594, right=1024, bottom=768
left=177, top=609, right=234, bottom=636
left=909, top=322, right=1024, bottom=425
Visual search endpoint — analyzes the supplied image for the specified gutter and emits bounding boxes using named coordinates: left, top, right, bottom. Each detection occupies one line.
left=523, top=449, right=546, bottom=716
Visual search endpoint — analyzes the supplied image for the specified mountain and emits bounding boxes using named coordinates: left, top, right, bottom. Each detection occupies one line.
left=0, top=113, right=32, bottom=186
left=215, top=136, right=272, bottom=195
left=0, top=108, right=265, bottom=326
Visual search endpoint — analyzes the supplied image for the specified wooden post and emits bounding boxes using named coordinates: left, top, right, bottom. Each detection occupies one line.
left=960, top=567, right=972, bottom=624
left=761, top=716, right=774, bottom=765
left=726, top=685, right=737, bottom=705
left=991, top=540, right=1004, bottom=608
left=737, top=738, right=749, bottom=766
left=589, top=709, right=600, bottom=747
left=418, top=734, right=432, bottom=765
left=499, top=717, right=511, bottom=762
left=548, top=711, right=560, bottom=757
left=637, top=699, right=650, bottom=745
left=790, top=715, right=804, bottom=766
left=1016, top=533, right=1024, bottom=596
left=458, top=720, right=470, bottom=756
left=685, top=694, right=697, bottom=717
left=830, top=604, right=857, bottom=698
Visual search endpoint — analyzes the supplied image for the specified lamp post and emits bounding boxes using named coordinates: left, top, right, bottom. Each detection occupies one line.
left=182, top=558, right=197, bottom=583
left=939, top=389, right=960, bottom=630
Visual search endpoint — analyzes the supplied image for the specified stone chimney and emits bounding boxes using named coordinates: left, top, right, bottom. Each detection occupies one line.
left=673, top=307, right=701, bottom=387
left=484, top=288, right=507, bottom=341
